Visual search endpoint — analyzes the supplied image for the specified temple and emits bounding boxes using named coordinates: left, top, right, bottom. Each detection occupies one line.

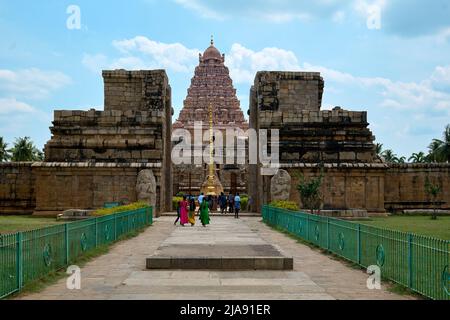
left=173, top=38, right=248, bottom=195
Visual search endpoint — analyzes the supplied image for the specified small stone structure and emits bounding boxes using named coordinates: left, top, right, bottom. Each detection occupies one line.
left=270, top=169, right=291, bottom=202
left=136, top=169, right=157, bottom=207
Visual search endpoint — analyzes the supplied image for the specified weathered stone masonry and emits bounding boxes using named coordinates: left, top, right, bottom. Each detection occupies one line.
left=248, top=71, right=449, bottom=213
left=1, top=70, right=173, bottom=215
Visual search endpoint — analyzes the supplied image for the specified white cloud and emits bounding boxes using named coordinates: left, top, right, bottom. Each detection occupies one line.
left=173, top=0, right=226, bottom=20
left=0, top=98, right=35, bottom=114
left=83, top=36, right=450, bottom=120
left=227, top=43, right=301, bottom=84
left=82, top=53, right=108, bottom=74
left=0, top=68, right=71, bottom=99
left=112, top=36, right=200, bottom=73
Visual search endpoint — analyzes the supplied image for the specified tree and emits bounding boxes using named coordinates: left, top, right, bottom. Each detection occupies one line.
left=10, top=137, right=44, bottom=161
left=296, top=169, right=324, bottom=215
left=425, top=177, right=442, bottom=220
left=0, top=137, right=10, bottom=162
left=408, top=152, right=426, bottom=163
left=428, top=124, right=450, bottom=163
left=394, top=156, right=406, bottom=164
left=381, top=149, right=397, bottom=163
left=375, top=143, right=383, bottom=156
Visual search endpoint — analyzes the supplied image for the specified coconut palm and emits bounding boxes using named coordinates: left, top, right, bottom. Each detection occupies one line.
left=10, top=137, right=44, bottom=161
left=0, top=137, right=10, bottom=162
left=408, top=152, right=426, bottom=163
left=375, top=143, right=383, bottom=156
left=429, top=124, right=450, bottom=163
left=393, top=156, right=406, bottom=164
left=381, top=149, right=397, bottom=163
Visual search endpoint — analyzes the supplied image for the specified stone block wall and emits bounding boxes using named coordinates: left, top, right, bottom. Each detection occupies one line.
left=263, top=164, right=387, bottom=213
left=32, top=162, right=162, bottom=214
left=44, top=110, right=165, bottom=162
left=0, top=163, right=35, bottom=214
left=103, top=70, right=170, bottom=112
left=254, top=71, right=324, bottom=112
left=385, top=164, right=450, bottom=211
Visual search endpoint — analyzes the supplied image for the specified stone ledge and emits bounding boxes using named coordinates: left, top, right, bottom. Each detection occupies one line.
left=31, top=162, right=162, bottom=168
left=280, top=163, right=389, bottom=169
left=146, top=256, right=294, bottom=270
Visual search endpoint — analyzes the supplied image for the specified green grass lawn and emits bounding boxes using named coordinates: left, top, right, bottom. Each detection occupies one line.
left=360, top=216, right=450, bottom=240
left=0, top=216, right=63, bottom=234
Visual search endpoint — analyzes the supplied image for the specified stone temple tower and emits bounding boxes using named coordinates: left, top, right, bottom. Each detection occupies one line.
left=173, top=38, right=249, bottom=195
left=173, top=37, right=248, bottom=132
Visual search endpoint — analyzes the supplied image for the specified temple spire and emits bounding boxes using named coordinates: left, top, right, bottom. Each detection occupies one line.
left=210, top=35, right=214, bottom=46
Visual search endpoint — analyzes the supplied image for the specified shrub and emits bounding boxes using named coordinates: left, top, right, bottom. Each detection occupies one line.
left=173, top=196, right=183, bottom=210
left=269, top=200, right=299, bottom=211
left=93, top=201, right=150, bottom=216
left=240, top=196, right=248, bottom=211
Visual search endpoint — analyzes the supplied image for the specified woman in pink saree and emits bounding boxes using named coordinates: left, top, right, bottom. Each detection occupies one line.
left=179, top=195, right=189, bottom=226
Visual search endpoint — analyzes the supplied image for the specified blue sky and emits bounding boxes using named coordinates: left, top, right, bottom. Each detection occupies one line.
left=1, top=0, right=449, bottom=158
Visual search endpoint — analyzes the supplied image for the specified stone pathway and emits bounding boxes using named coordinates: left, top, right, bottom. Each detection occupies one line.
left=17, top=216, right=412, bottom=300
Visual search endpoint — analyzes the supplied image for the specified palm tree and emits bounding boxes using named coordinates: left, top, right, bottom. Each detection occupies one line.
left=0, top=137, right=10, bottom=162
left=394, top=156, right=406, bottom=164
left=381, top=149, right=397, bottom=163
left=375, top=143, right=383, bottom=156
left=10, top=137, right=44, bottom=161
left=427, top=140, right=442, bottom=163
left=429, top=124, right=450, bottom=163
left=408, top=152, right=426, bottom=163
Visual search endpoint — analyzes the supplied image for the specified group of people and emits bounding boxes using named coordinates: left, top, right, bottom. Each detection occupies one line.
left=218, top=192, right=242, bottom=219
left=174, top=194, right=210, bottom=227
left=174, top=192, right=243, bottom=227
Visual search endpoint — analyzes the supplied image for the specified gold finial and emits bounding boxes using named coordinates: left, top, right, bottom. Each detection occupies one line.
left=210, top=35, right=214, bottom=46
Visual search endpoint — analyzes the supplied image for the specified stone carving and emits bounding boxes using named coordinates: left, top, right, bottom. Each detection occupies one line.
left=136, top=169, right=156, bottom=206
left=270, top=169, right=291, bottom=201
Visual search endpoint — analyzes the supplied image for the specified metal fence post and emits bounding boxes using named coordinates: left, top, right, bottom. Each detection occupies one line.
left=114, top=214, right=117, bottom=241
left=306, top=214, right=310, bottom=241
left=326, top=217, right=330, bottom=250
left=95, top=217, right=98, bottom=247
left=357, top=224, right=361, bottom=265
left=65, top=224, right=69, bottom=264
left=16, top=232, right=23, bottom=290
left=408, top=233, right=413, bottom=288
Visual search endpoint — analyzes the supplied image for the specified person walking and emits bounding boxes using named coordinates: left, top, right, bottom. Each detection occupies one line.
left=197, top=192, right=204, bottom=215
left=219, top=192, right=227, bottom=214
left=234, top=193, right=241, bottom=219
left=228, top=192, right=234, bottom=214
left=179, top=195, right=189, bottom=226
left=199, top=197, right=210, bottom=227
left=174, top=198, right=182, bottom=225
left=188, top=196, right=196, bottom=226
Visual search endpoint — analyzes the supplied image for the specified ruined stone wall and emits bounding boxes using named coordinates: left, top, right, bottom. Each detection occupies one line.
left=103, top=70, right=169, bottom=112
left=254, top=71, right=324, bottom=112
left=41, top=69, right=173, bottom=213
left=44, top=109, right=165, bottom=162
left=32, top=162, right=162, bottom=214
left=262, top=164, right=387, bottom=213
left=0, top=163, right=35, bottom=214
left=385, top=164, right=450, bottom=211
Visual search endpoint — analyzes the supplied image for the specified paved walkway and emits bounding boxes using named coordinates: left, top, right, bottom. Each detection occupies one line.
left=18, top=216, right=411, bottom=300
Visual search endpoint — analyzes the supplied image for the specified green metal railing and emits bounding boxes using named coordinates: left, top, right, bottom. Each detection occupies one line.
left=262, top=205, right=450, bottom=300
left=0, top=207, right=153, bottom=299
